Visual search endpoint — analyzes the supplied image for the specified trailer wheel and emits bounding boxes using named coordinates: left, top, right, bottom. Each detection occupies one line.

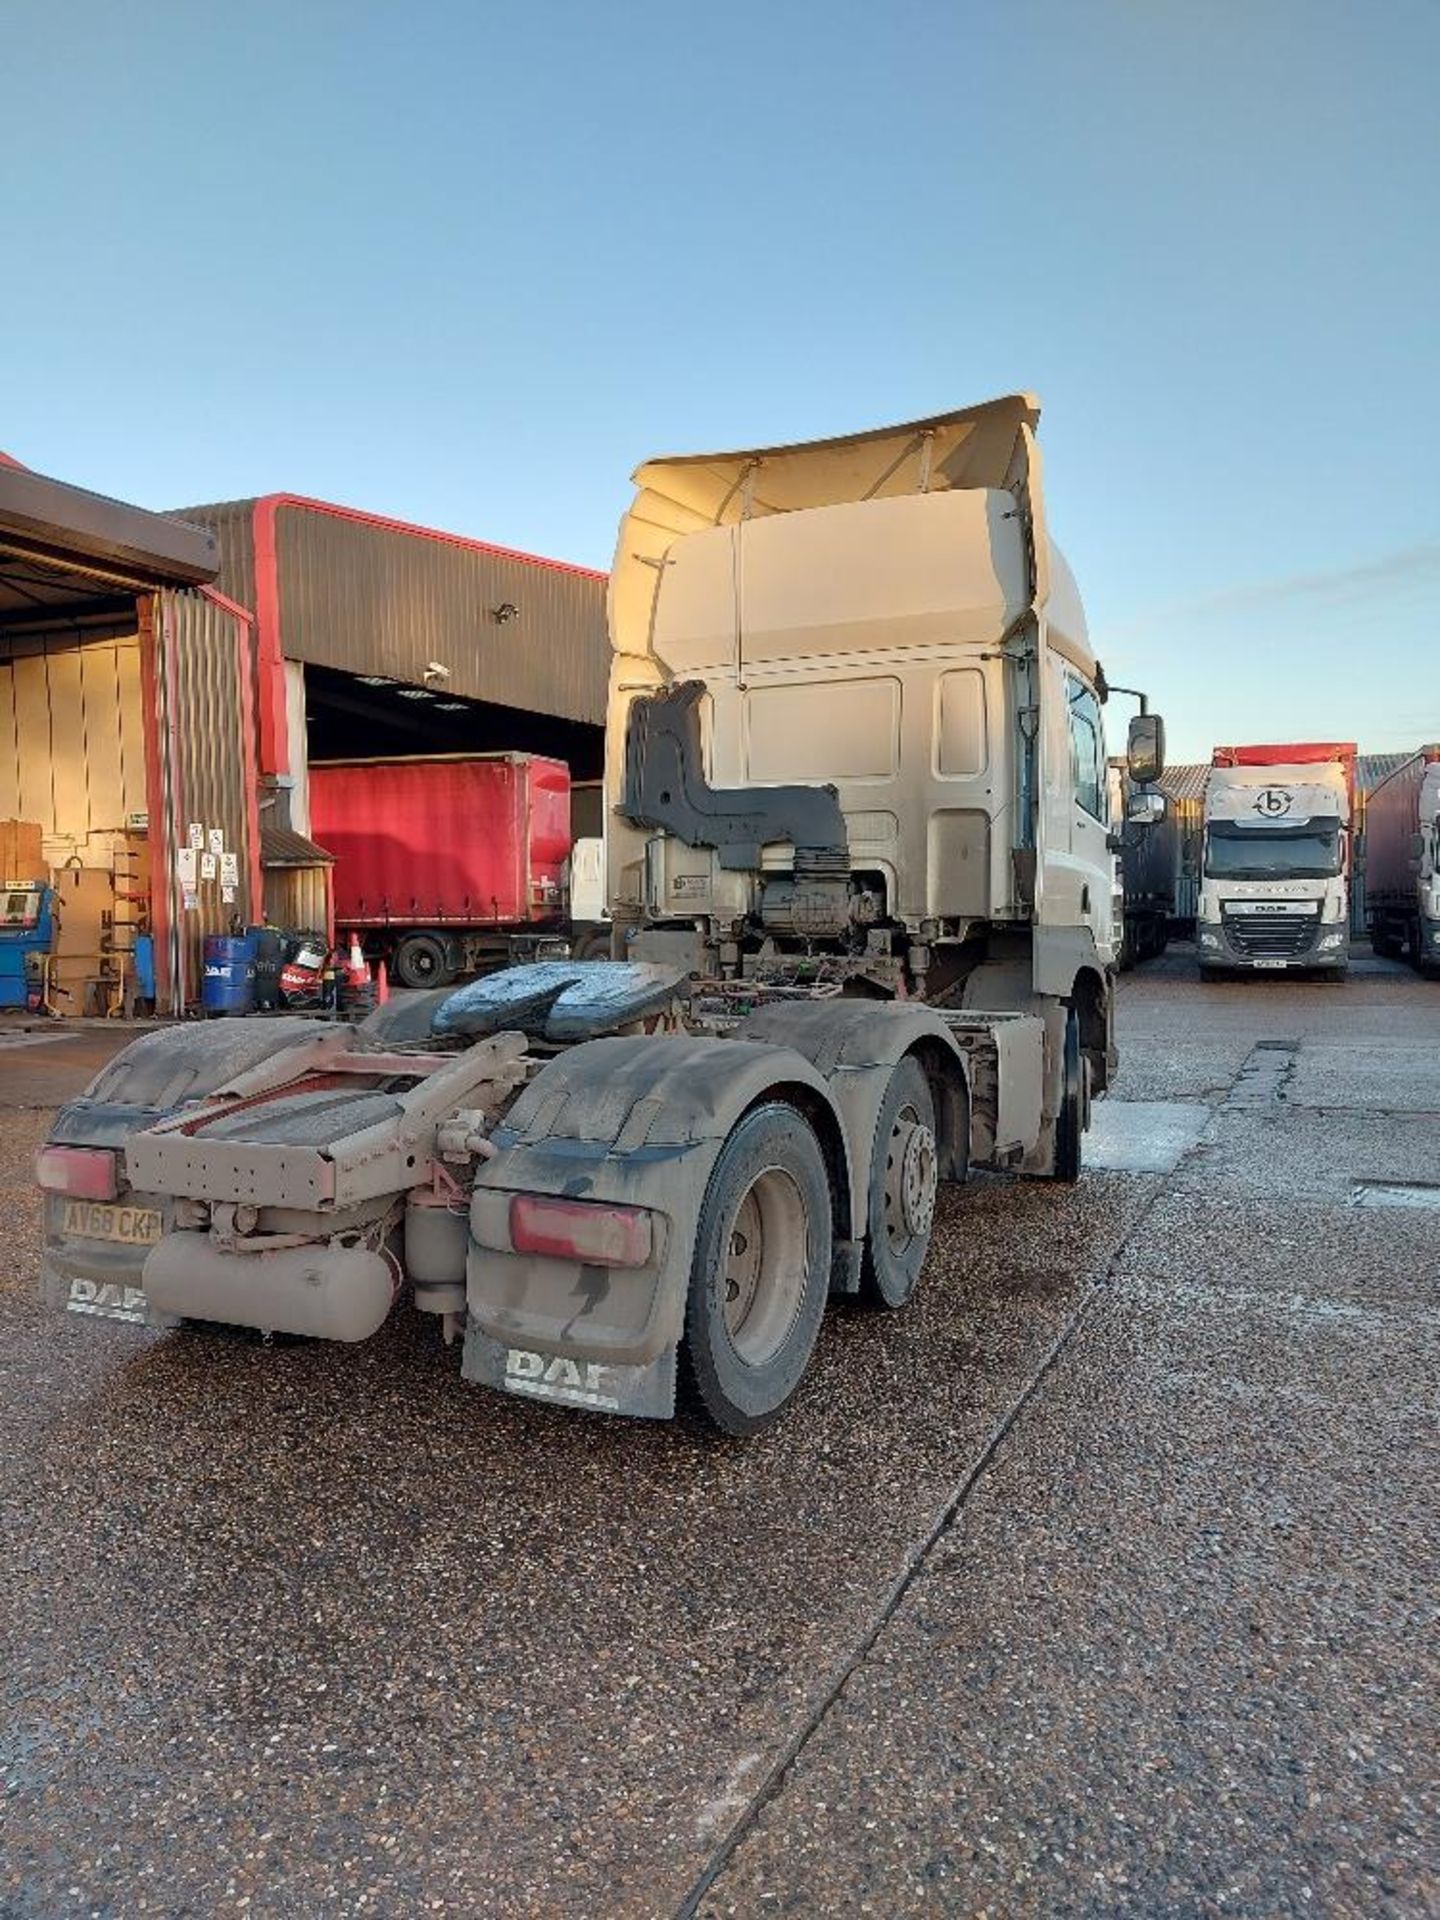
left=680, top=1103, right=832, bottom=1435
left=1052, top=1006, right=1084, bottom=1185
left=860, top=1056, right=938, bottom=1310
left=393, top=934, right=453, bottom=990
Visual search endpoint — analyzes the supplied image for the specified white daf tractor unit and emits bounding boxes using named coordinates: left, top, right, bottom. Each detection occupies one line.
left=1197, top=745, right=1354, bottom=981
left=38, top=395, right=1164, bottom=1433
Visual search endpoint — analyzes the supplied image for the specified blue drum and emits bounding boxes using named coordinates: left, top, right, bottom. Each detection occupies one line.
left=201, top=933, right=257, bottom=1015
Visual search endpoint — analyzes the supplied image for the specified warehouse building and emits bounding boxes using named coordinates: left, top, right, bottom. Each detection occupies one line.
left=175, top=494, right=610, bottom=931
left=2, top=458, right=610, bottom=1017
left=0, top=459, right=262, bottom=1015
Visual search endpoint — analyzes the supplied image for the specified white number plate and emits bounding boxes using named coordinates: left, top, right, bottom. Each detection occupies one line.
left=1252, top=958, right=1288, bottom=970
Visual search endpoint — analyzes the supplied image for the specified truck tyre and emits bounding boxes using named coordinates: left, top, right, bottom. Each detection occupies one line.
left=1052, top=1006, right=1084, bottom=1185
left=860, top=1057, right=938, bottom=1310
left=571, top=927, right=611, bottom=961
left=393, top=934, right=453, bottom=990
left=679, top=1102, right=833, bottom=1436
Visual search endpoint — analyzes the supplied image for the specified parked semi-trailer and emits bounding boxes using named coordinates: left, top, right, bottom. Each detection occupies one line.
left=1106, top=761, right=1177, bottom=967
left=308, top=753, right=572, bottom=987
left=1364, top=745, right=1440, bottom=974
left=37, top=395, right=1164, bottom=1433
left=1197, top=742, right=1355, bottom=981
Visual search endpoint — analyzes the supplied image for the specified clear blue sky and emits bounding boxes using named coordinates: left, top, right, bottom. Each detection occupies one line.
left=5, top=0, right=1436, bottom=761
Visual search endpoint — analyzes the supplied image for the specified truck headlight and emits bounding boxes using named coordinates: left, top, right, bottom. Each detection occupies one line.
left=1317, top=931, right=1344, bottom=951
left=1199, top=931, right=1220, bottom=950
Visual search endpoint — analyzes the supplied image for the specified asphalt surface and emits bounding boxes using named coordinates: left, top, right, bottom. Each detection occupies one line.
left=2, top=952, right=1437, bottom=1917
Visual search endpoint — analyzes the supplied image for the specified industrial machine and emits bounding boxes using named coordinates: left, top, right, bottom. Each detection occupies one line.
left=0, top=881, right=56, bottom=1010
left=37, top=395, right=1163, bottom=1433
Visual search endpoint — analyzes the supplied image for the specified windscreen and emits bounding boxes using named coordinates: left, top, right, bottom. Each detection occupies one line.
left=1205, top=820, right=1341, bottom=880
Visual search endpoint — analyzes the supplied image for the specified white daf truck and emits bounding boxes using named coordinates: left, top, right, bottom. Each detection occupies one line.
left=1197, top=743, right=1354, bottom=981
left=38, top=395, right=1164, bottom=1432
left=1364, top=746, right=1440, bottom=974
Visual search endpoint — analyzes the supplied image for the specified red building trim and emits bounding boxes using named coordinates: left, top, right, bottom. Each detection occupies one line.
left=248, top=493, right=606, bottom=779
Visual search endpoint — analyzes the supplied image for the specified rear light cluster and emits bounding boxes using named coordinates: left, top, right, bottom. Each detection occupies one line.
left=35, top=1146, right=118, bottom=1201
left=509, top=1194, right=653, bottom=1268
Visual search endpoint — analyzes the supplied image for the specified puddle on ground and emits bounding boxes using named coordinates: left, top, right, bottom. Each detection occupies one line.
left=1085, top=1099, right=1210, bottom=1174
left=1348, top=1180, right=1440, bottom=1212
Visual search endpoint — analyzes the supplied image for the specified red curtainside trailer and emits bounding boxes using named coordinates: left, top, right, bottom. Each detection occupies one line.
left=309, top=753, right=571, bottom=988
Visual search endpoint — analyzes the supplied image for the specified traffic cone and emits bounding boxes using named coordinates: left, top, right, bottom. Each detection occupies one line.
left=346, top=930, right=369, bottom=985
left=376, top=958, right=390, bottom=1005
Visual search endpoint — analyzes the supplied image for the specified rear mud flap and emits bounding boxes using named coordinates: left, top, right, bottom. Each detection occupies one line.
left=40, top=1262, right=179, bottom=1329
left=462, top=1321, right=677, bottom=1420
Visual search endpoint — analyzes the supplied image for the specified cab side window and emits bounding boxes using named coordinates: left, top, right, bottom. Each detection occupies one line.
left=1066, top=676, right=1105, bottom=820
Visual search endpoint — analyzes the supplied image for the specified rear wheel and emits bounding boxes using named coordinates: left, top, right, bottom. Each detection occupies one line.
left=1052, top=1006, right=1084, bottom=1184
left=680, top=1103, right=832, bottom=1435
left=392, top=933, right=453, bottom=990
left=860, top=1057, right=939, bottom=1310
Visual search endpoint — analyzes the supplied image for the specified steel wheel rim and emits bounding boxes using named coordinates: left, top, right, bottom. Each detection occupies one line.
left=721, top=1165, right=809, bottom=1366
left=883, top=1100, right=937, bottom=1253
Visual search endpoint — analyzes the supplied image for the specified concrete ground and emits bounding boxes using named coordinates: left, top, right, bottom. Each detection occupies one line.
left=1, top=950, right=1436, bottom=1918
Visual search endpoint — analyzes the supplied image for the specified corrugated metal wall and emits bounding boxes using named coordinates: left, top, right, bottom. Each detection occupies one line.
left=154, top=588, right=258, bottom=1004
left=172, top=499, right=257, bottom=613
left=273, top=505, right=608, bottom=723
left=263, top=865, right=329, bottom=938
left=178, top=498, right=610, bottom=725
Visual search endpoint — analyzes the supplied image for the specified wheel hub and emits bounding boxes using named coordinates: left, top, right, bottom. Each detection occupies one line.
left=890, top=1120, right=937, bottom=1239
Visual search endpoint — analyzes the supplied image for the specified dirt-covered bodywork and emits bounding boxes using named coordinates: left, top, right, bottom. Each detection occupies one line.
left=38, top=965, right=1043, bottom=1429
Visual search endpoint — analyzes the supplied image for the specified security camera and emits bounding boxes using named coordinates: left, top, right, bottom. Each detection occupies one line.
left=423, top=661, right=451, bottom=683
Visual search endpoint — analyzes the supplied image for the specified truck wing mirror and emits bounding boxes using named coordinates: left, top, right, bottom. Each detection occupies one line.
left=1127, top=713, right=1166, bottom=785
left=1412, top=832, right=1427, bottom=863
left=1126, top=789, right=1167, bottom=827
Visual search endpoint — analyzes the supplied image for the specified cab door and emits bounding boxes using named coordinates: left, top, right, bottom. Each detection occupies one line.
left=1063, top=670, right=1117, bottom=964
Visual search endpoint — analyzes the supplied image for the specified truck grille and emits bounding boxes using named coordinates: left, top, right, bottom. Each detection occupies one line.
left=1221, top=909, right=1321, bottom=958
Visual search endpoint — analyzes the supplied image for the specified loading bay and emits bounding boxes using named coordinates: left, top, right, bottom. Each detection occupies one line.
left=2, top=949, right=1435, bottom=1918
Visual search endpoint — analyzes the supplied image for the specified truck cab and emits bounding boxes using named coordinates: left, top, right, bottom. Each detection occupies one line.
left=602, top=396, right=1162, bottom=1139
left=1197, top=746, right=1354, bottom=979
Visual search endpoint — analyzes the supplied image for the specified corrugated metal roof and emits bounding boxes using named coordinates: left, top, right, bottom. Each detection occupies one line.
left=1356, top=752, right=1411, bottom=792
left=1159, top=762, right=1210, bottom=803
left=261, top=824, right=334, bottom=868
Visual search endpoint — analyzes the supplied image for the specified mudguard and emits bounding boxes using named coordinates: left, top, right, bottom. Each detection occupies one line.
left=734, top=1001, right=972, bottom=1242
left=464, top=1035, right=851, bottom=1411
left=40, top=1017, right=330, bottom=1321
